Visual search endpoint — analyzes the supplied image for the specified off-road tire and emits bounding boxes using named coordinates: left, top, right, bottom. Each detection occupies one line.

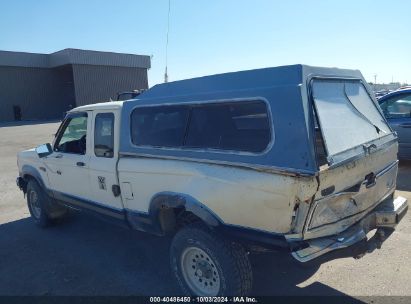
left=26, top=179, right=68, bottom=227
left=170, top=223, right=253, bottom=296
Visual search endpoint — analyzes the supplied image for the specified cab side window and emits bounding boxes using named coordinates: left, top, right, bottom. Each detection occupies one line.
left=54, top=115, right=88, bottom=154
left=380, top=93, right=411, bottom=118
left=94, top=113, right=114, bottom=158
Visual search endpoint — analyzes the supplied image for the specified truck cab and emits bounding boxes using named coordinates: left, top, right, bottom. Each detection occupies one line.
left=17, top=102, right=124, bottom=219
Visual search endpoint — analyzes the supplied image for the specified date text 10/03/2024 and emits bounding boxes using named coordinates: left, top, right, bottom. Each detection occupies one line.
left=149, top=297, right=258, bottom=303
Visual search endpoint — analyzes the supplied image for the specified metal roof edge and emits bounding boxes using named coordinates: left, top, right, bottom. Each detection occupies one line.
left=0, top=49, right=151, bottom=69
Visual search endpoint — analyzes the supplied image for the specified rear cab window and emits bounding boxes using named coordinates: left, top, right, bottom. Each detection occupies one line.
left=130, top=100, right=271, bottom=153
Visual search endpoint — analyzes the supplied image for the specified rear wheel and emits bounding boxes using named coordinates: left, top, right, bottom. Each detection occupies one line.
left=170, top=223, right=253, bottom=296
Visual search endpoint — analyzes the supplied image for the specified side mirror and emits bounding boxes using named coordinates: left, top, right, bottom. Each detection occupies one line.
left=35, top=143, right=53, bottom=158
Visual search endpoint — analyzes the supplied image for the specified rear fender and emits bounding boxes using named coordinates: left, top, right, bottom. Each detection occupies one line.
left=148, top=191, right=222, bottom=234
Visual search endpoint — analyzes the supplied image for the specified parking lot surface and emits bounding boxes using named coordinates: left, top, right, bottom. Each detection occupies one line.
left=1, top=121, right=410, bottom=301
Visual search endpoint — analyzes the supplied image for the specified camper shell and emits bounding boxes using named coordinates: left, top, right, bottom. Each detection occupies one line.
left=119, top=64, right=395, bottom=175
left=116, top=64, right=406, bottom=260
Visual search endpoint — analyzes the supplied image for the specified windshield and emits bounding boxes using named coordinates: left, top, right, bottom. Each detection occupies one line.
left=312, top=79, right=390, bottom=158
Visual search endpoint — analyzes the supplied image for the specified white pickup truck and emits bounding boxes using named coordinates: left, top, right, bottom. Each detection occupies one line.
left=17, top=65, right=408, bottom=296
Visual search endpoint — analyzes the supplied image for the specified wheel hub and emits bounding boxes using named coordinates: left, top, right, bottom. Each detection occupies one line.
left=195, top=261, right=213, bottom=278
left=181, top=247, right=220, bottom=296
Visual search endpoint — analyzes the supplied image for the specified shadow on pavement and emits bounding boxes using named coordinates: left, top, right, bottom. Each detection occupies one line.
left=0, top=119, right=61, bottom=128
left=397, top=161, right=411, bottom=192
left=0, top=214, right=363, bottom=301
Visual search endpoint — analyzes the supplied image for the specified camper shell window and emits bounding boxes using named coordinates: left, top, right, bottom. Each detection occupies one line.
left=312, top=79, right=391, bottom=163
left=130, top=100, right=271, bottom=153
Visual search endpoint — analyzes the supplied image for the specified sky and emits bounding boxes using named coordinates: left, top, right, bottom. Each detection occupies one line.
left=1, top=0, right=410, bottom=87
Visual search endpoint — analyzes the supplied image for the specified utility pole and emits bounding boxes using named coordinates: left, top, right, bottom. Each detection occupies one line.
left=374, top=74, right=377, bottom=91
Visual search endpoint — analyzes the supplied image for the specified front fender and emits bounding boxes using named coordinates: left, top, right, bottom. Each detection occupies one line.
left=21, top=165, right=46, bottom=189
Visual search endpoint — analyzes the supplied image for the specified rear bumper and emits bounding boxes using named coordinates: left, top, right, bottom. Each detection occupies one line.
left=291, top=195, right=408, bottom=263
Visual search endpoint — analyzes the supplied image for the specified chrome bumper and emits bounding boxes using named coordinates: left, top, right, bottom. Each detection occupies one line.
left=291, top=196, right=408, bottom=263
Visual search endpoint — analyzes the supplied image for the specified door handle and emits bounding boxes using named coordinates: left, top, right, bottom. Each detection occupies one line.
left=400, top=124, right=411, bottom=128
left=55, top=154, right=63, bottom=158
left=76, top=162, right=86, bottom=167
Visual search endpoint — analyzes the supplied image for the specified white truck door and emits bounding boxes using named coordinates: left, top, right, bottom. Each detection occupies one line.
left=85, top=110, right=124, bottom=211
left=44, top=112, right=91, bottom=200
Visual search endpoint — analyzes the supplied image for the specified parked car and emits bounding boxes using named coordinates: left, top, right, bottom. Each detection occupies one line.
left=375, top=89, right=391, bottom=99
left=16, top=65, right=407, bottom=296
left=378, top=88, right=411, bottom=160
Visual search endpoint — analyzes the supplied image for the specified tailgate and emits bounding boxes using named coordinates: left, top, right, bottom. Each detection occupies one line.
left=303, top=141, right=398, bottom=240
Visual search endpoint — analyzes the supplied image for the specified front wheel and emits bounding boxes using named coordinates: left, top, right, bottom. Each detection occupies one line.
left=26, top=179, right=52, bottom=227
left=170, top=223, right=253, bottom=296
left=26, top=179, right=68, bottom=227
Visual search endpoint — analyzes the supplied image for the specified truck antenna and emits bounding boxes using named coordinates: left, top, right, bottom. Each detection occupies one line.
left=164, top=0, right=171, bottom=83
